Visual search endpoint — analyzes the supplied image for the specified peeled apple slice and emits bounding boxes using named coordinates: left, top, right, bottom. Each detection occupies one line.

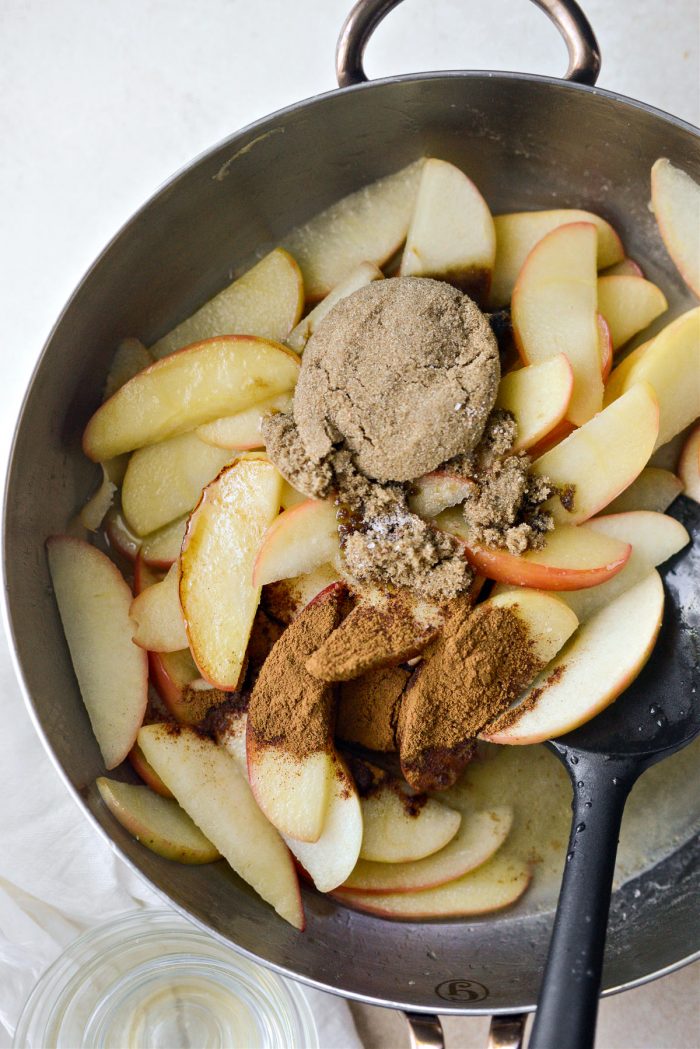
left=651, top=158, right=700, bottom=296
left=399, top=158, right=496, bottom=303
left=286, top=262, right=383, bottom=352
left=47, top=537, right=148, bottom=770
left=96, top=778, right=220, bottom=864
left=122, top=433, right=232, bottom=536
left=282, top=161, right=424, bottom=300
left=482, top=571, right=665, bottom=745
left=339, top=807, right=512, bottom=895
left=531, top=383, right=660, bottom=524
left=179, top=458, right=282, bottom=688
left=336, top=852, right=531, bottom=919
left=512, top=222, right=602, bottom=425
left=139, top=724, right=304, bottom=929
left=150, top=248, right=304, bottom=359
left=490, top=208, right=623, bottom=307
left=83, top=336, right=300, bottom=461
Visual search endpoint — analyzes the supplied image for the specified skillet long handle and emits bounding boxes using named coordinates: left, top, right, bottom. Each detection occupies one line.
left=529, top=751, right=638, bottom=1049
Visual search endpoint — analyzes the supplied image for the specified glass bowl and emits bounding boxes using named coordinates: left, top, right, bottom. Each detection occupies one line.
left=13, top=909, right=318, bottom=1048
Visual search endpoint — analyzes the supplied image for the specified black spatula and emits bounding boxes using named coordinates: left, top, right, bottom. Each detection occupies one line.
left=529, top=496, right=700, bottom=1049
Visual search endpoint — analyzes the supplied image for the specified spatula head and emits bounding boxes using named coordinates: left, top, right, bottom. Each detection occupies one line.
left=552, top=497, right=700, bottom=760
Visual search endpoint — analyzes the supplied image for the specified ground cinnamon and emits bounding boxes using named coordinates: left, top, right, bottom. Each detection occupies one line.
left=397, top=600, right=539, bottom=791
left=247, top=586, right=344, bottom=757
left=337, top=665, right=410, bottom=751
left=306, top=590, right=440, bottom=682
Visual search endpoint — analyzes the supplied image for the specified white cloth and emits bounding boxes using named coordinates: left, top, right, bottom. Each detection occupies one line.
left=0, top=631, right=361, bottom=1048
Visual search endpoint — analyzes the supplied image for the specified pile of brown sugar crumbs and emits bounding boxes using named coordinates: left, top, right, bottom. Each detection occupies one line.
left=263, top=276, right=553, bottom=602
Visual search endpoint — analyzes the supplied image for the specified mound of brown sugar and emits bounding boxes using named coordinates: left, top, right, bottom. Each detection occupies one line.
left=292, top=277, right=500, bottom=483
left=397, top=599, right=539, bottom=791
left=262, top=276, right=554, bottom=602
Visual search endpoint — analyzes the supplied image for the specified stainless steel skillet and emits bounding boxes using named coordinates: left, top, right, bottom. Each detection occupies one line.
left=2, top=0, right=699, bottom=1044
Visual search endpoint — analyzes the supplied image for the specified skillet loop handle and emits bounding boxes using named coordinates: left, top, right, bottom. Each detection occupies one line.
left=336, top=0, right=601, bottom=87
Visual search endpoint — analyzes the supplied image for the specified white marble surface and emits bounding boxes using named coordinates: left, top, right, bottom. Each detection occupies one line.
left=1, top=1, right=698, bottom=1046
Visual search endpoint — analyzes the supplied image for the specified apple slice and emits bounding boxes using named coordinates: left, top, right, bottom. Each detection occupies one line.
left=286, top=262, right=383, bottom=353
left=617, top=308, right=700, bottom=450
left=140, top=517, right=187, bottom=569
left=339, top=807, right=512, bottom=895
left=603, top=339, right=652, bottom=407
left=128, top=741, right=173, bottom=798
left=83, top=336, right=300, bottom=462
left=139, top=724, right=303, bottom=928
left=601, top=258, right=644, bottom=278
left=47, top=537, right=148, bottom=769
left=287, top=756, right=363, bottom=891
left=196, top=393, right=293, bottom=450
left=148, top=648, right=215, bottom=724
left=282, top=161, right=424, bottom=300
left=490, top=209, right=624, bottom=308
left=484, top=589, right=579, bottom=663
left=96, top=777, right=219, bottom=864
left=550, top=510, right=689, bottom=622
left=336, top=851, right=530, bottom=919
left=262, top=562, right=341, bottom=624
left=79, top=456, right=128, bottom=531
left=396, top=593, right=574, bottom=793
left=105, top=509, right=141, bottom=562
left=678, top=423, right=700, bottom=504
left=597, top=275, right=668, bottom=350
left=247, top=584, right=345, bottom=842
left=133, top=553, right=162, bottom=595
left=130, top=562, right=188, bottom=652
left=150, top=248, right=304, bottom=359
left=359, top=775, right=462, bottom=863
left=598, top=314, right=613, bottom=383
left=512, top=222, right=602, bottom=425
left=526, top=418, right=576, bottom=459
left=435, top=510, right=631, bottom=590
left=122, top=433, right=232, bottom=536
left=601, top=467, right=684, bottom=515
left=180, top=458, right=282, bottom=689
left=407, top=472, right=476, bottom=519
left=399, top=159, right=496, bottom=303
left=530, top=382, right=660, bottom=524
left=244, top=733, right=334, bottom=849
left=494, top=354, right=573, bottom=452
left=104, top=338, right=153, bottom=398
left=280, top=479, right=307, bottom=510
left=217, top=711, right=362, bottom=893
left=482, top=570, right=664, bottom=744
left=306, top=591, right=440, bottom=681
left=252, top=498, right=339, bottom=587
left=651, top=158, right=700, bottom=296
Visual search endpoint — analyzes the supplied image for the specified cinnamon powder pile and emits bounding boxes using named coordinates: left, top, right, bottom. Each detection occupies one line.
left=397, top=600, right=539, bottom=791
left=247, top=587, right=343, bottom=758
left=337, top=666, right=410, bottom=751
left=306, top=589, right=440, bottom=682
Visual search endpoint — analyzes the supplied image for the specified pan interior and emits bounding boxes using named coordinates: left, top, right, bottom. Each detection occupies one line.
left=4, top=73, right=699, bottom=1013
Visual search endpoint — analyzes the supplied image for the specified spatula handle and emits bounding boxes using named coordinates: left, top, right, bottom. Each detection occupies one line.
left=529, top=750, right=638, bottom=1049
